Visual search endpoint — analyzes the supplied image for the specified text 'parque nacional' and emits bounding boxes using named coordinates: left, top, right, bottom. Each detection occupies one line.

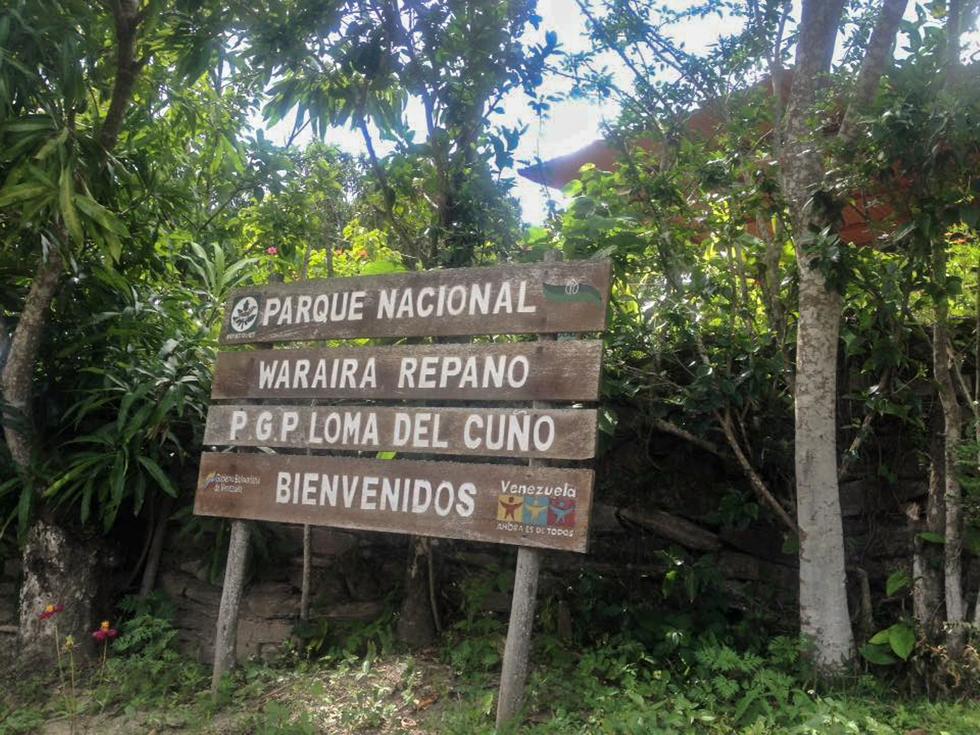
left=220, top=259, right=611, bottom=342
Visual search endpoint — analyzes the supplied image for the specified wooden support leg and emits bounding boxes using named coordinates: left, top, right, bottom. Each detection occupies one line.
left=495, top=546, right=542, bottom=728
left=211, top=519, right=250, bottom=691
left=300, top=524, right=312, bottom=620
left=497, top=247, right=559, bottom=728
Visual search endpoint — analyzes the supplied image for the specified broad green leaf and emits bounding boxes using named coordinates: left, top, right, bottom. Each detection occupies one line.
left=1, top=117, right=56, bottom=133
left=888, top=623, right=916, bottom=661
left=75, top=195, right=129, bottom=236
left=868, top=628, right=891, bottom=645
left=17, top=484, right=33, bottom=542
left=886, top=569, right=911, bottom=597
left=33, top=127, right=68, bottom=161
left=138, top=456, right=178, bottom=498
left=59, top=167, right=83, bottom=243
left=0, top=182, right=49, bottom=208
left=917, top=531, right=945, bottom=544
left=859, top=643, right=897, bottom=666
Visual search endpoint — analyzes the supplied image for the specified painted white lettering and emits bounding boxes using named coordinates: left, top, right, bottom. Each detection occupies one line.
left=280, top=411, right=299, bottom=441
left=417, top=287, right=436, bottom=317
left=296, top=295, right=312, bottom=323
left=456, top=483, right=476, bottom=517
left=398, top=358, right=417, bottom=388
left=361, top=476, right=378, bottom=510
left=516, top=281, right=536, bottom=313
left=229, top=410, right=248, bottom=441
left=276, top=472, right=290, bottom=503
left=256, top=411, right=273, bottom=441
left=262, top=297, right=281, bottom=325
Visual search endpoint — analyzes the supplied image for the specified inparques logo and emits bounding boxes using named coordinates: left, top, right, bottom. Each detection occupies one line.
left=229, top=295, right=260, bottom=334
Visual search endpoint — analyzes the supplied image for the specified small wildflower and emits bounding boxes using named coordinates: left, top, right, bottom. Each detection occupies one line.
left=357, top=249, right=369, bottom=260
left=265, top=246, right=278, bottom=256
left=39, top=603, right=63, bottom=620
left=91, top=620, right=119, bottom=642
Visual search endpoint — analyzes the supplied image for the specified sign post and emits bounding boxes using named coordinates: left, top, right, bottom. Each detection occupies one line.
left=196, top=255, right=611, bottom=719
left=496, top=249, right=558, bottom=727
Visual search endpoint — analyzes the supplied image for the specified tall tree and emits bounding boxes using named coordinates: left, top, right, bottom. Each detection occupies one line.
left=0, top=0, right=267, bottom=658
left=253, top=0, right=554, bottom=644
left=0, top=0, right=152, bottom=657
left=779, top=0, right=908, bottom=671
left=560, top=0, right=911, bottom=669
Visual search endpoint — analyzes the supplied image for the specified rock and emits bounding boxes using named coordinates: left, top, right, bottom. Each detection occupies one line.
left=243, top=582, right=297, bottom=619
left=178, top=560, right=210, bottom=583
left=319, top=600, right=384, bottom=621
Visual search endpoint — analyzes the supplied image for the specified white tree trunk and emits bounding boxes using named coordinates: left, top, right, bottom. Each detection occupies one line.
left=932, top=260, right=965, bottom=652
left=794, top=256, right=855, bottom=668
left=914, top=416, right=946, bottom=632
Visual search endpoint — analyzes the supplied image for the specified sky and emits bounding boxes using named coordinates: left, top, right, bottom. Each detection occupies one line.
left=260, top=1, right=979, bottom=225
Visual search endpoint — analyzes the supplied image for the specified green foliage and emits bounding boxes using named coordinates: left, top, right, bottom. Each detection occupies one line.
left=862, top=622, right=917, bottom=665
left=258, top=0, right=548, bottom=268
left=0, top=705, right=45, bottom=735
left=41, top=255, right=230, bottom=530
left=293, top=599, right=397, bottom=661
left=88, top=612, right=209, bottom=714
left=238, top=702, right=317, bottom=735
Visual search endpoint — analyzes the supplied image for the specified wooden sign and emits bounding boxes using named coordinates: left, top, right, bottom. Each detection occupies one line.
left=204, top=405, right=598, bottom=460
left=195, top=452, right=594, bottom=552
left=219, top=260, right=612, bottom=344
left=212, top=341, right=603, bottom=402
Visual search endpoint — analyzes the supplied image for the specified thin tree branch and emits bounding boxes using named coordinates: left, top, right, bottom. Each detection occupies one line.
left=717, top=408, right=799, bottom=534
left=838, top=0, right=909, bottom=143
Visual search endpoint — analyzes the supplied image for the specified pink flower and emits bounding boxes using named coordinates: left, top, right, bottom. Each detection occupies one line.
left=39, top=604, right=63, bottom=621
left=265, top=246, right=278, bottom=256
left=91, top=620, right=118, bottom=642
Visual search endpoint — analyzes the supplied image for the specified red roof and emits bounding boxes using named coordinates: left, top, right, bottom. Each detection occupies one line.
left=518, top=72, right=896, bottom=246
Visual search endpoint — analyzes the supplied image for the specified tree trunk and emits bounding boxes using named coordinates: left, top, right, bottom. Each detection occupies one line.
left=396, top=536, right=436, bottom=647
left=1, top=247, right=63, bottom=468
left=18, top=520, right=101, bottom=663
left=99, top=0, right=141, bottom=152
left=932, top=243, right=966, bottom=654
left=139, top=495, right=173, bottom=598
left=793, top=257, right=854, bottom=668
left=914, top=409, right=946, bottom=633
left=779, top=0, right=853, bottom=671
left=10, top=0, right=146, bottom=664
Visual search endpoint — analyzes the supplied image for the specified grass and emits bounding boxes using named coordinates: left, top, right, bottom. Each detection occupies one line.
left=1, top=612, right=978, bottom=734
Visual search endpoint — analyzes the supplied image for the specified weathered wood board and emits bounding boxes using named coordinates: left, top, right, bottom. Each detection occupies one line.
left=204, top=405, right=598, bottom=460
left=219, top=260, right=612, bottom=344
left=195, top=452, right=594, bottom=552
left=211, top=341, right=603, bottom=402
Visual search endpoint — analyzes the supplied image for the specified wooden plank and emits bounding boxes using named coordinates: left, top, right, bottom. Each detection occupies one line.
left=204, top=405, right=598, bottom=460
left=194, top=453, right=593, bottom=553
left=219, top=259, right=612, bottom=344
left=212, top=340, right=603, bottom=402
